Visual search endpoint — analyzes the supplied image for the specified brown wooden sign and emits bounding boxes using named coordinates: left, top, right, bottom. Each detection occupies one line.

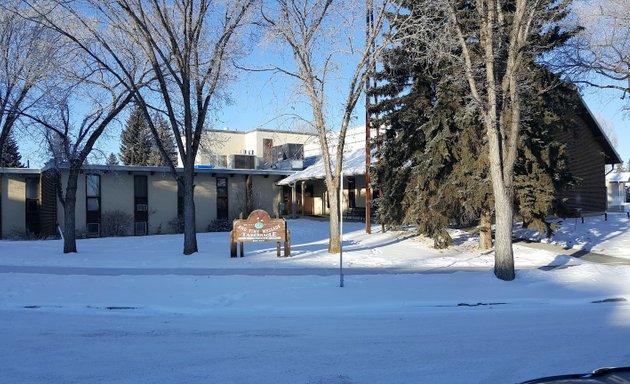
left=230, top=209, right=290, bottom=257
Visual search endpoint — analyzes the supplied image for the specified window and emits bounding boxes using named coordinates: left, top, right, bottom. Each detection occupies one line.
left=348, top=177, right=356, bottom=209
left=134, top=175, right=148, bottom=235
left=216, top=177, right=228, bottom=220
left=85, top=174, right=101, bottom=236
left=86, top=175, right=100, bottom=197
left=87, top=198, right=100, bottom=211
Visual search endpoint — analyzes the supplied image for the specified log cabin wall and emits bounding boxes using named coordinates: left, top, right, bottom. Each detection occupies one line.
left=554, top=109, right=617, bottom=213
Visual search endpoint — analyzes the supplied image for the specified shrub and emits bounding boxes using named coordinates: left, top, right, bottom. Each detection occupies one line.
left=101, top=210, right=133, bottom=237
left=208, top=219, right=232, bottom=232
left=167, top=216, right=184, bottom=234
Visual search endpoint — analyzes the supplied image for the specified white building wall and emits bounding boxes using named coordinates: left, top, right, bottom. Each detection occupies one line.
left=192, top=129, right=318, bottom=168
left=1, top=176, right=26, bottom=237
left=147, top=174, right=178, bottom=234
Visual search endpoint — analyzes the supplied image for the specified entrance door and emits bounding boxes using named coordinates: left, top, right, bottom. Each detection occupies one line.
left=303, top=184, right=314, bottom=215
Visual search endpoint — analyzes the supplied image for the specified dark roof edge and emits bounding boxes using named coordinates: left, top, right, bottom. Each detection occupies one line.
left=0, top=167, right=42, bottom=174
left=39, top=163, right=296, bottom=176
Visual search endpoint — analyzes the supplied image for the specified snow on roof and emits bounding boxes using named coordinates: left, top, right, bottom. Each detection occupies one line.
left=277, top=148, right=367, bottom=185
left=606, top=172, right=630, bottom=183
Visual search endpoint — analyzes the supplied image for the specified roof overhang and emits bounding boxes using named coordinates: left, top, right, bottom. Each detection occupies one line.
left=0, top=167, right=42, bottom=175
left=41, top=163, right=296, bottom=177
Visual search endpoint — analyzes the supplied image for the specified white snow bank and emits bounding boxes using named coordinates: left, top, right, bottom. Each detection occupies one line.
left=514, top=212, right=630, bottom=260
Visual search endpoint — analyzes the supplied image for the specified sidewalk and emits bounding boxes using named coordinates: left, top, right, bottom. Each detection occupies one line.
left=514, top=238, right=630, bottom=266
left=0, top=264, right=492, bottom=276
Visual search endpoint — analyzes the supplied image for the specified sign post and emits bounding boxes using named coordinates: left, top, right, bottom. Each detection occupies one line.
left=230, top=210, right=290, bottom=258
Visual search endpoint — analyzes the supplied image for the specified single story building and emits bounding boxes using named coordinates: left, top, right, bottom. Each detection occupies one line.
left=1, top=164, right=293, bottom=239
left=0, top=168, right=43, bottom=238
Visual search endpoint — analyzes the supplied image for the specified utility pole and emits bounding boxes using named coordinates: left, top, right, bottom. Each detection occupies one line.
left=365, top=0, right=373, bottom=234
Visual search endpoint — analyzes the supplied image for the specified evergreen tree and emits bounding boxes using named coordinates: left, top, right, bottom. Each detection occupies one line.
left=513, top=74, right=579, bottom=235
left=106, top=152, right=119, bottom=165
left=119, top=105, right=152, bottom=165
left=0, top=132, right=24, bottom=168
left=147, top=115, right=178, bottom=167
left=371, top=0, right=577, bottom=247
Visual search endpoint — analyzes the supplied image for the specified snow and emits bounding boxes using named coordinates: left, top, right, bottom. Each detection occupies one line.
left=514, top=212, right=630, bottom=260
left=607, top=172, right=630, bottom=183
left=277, top=148, right=369, bottom=185
left=1, top=216, right=630, bottom=383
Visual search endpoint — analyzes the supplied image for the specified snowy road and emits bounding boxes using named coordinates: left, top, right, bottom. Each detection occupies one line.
left=2, top=218, right=629, bottom=383
left=2, top=303, right=629, bottom=384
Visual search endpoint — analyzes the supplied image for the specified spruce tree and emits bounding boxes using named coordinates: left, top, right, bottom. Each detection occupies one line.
left=0, top=133, right=24, bottom=168
left=119, top=105, right=152, bottom=166
left=371, top=0, right=577, bottom=247
left=148, top=115, right=178, bottom=167
left=106, top=152, right=119, bottom=165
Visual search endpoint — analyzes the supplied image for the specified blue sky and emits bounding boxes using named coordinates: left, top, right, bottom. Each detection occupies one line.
left=214, top=69, right=630, bottom=166
left=18, top=67, right=629, bottom=169
left=581, top=89, right=629, bottom=165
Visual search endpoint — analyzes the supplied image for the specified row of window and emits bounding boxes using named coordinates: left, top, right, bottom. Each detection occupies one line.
left=85, top=175, right=230, bottom=236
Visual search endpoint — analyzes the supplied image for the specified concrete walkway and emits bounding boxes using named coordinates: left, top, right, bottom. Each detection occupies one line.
left=0, top=264, right=491, bottom=276
left=514, top=238, right=630, bottom=267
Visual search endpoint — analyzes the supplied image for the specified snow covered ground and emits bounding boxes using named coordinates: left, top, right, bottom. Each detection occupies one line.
left=514, top=212, right=630, bottom=260
left=1, top=217, right=629, bottom=383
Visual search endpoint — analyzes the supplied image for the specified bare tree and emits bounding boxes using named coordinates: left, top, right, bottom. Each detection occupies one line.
left=0, top=1, right=60, bottom=161
left=558, top=0, right=630, bottom=109
left=260, top=0, right=396, bottom=253
left=26, top=0, right=255, bottom=255
left=18, top=2, right=145, bottom=253
left=26, top=87, right=135, bottom=253
left=111, top=0, right=255, bottom=254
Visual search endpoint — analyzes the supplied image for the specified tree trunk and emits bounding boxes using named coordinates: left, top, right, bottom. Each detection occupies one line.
left=479, top=209, right=492, bottom=250
left=493, top=189, right=515, bottom=280
left=182, top=169, right=198, bottom=255
left=327, top=183, right=340, bottom=253
left=63, top=169, right=79, bottom=253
